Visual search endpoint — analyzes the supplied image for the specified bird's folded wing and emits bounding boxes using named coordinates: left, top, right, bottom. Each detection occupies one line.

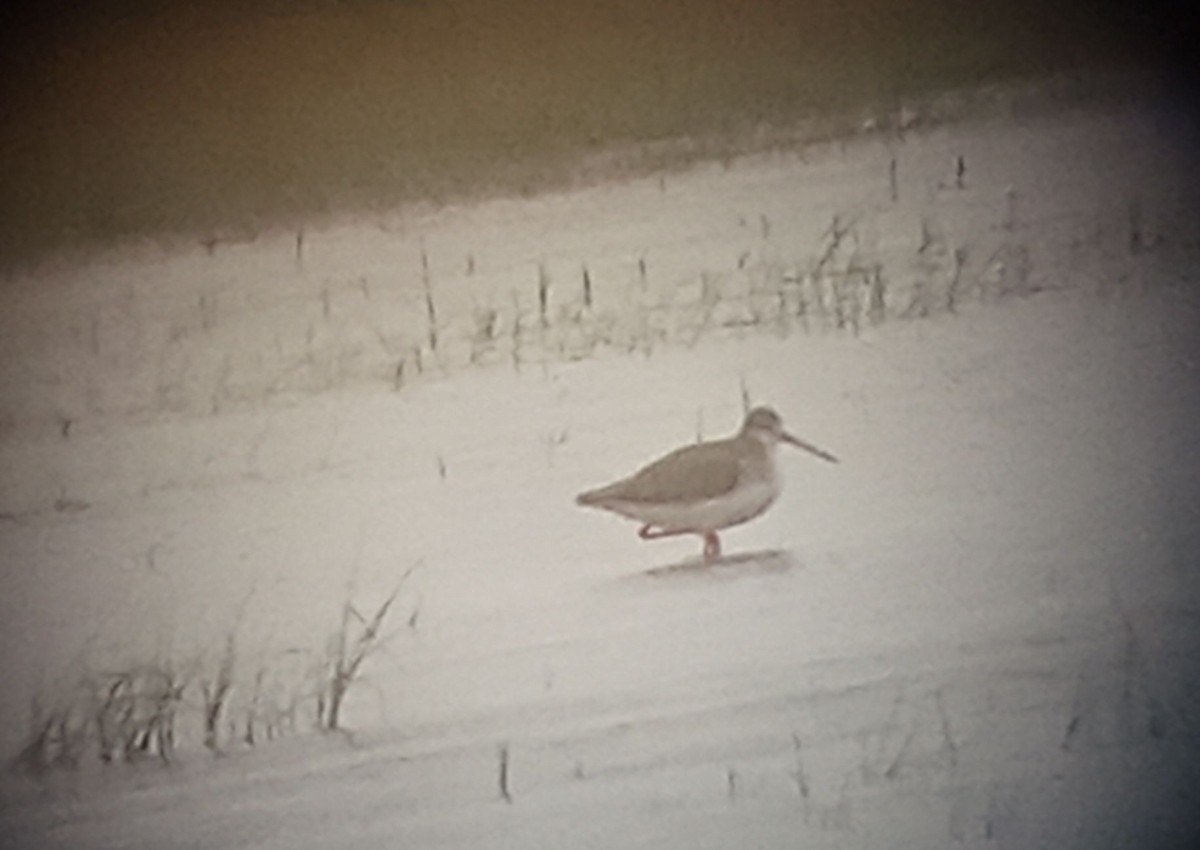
left=614, top=442, right=741, bottom=504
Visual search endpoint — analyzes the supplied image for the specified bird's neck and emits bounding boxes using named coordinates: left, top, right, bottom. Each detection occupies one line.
left=742, top=429, right=777, bottom=450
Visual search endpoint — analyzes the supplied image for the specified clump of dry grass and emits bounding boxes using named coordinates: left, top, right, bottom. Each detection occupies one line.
left=8, top=567, right=420, bottom=774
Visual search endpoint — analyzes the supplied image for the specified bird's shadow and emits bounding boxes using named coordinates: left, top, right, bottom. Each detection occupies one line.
left=636, top=548, right=795, bottom=580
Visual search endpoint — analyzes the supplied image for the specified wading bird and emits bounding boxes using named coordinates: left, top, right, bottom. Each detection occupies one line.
left=576, top=407, right=838, bottom=562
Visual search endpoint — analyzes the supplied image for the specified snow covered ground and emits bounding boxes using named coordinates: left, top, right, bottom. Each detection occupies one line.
left=2, top=84, right=1200, bottom=848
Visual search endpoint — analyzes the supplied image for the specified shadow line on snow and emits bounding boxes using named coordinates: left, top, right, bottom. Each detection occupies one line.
left=631, top=548, right=797, bottom=581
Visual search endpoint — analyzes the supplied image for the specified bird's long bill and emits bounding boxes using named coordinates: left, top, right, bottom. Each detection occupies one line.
left=782, top=431, right=839, bottom=463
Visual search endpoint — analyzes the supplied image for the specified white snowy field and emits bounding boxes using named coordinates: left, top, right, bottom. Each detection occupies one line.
left=2, top=83, right=1200, bottom=848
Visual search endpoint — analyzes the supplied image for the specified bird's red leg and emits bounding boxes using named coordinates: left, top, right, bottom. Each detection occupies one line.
left=702, top=532, right=721, bottom=562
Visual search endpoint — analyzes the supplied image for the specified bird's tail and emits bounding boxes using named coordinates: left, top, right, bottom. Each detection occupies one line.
left=575, top=489, right=602, bottom=507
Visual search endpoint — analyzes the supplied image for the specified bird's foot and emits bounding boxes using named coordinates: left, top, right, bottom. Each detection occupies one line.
left=640, top=524, right=686, bottom=540
left=638, top=524, right=659, bottom=540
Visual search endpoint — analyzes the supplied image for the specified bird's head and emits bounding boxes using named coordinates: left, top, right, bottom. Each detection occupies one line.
left=742, top=406, right=838, bottom=463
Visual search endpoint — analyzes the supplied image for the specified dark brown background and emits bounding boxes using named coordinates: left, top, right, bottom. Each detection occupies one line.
left=0, top=0, right=1190, bottom=266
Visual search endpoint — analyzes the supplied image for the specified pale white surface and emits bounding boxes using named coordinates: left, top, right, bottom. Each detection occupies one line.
left=1, top=90, right=1199, bottom=848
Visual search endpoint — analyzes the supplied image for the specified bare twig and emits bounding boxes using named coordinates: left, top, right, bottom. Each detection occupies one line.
left=537, top=263, right=550, bottom=328
left=812, top=215, right=854, bottom=281
left=1062, top=669, right=1087, bottom=752
left=322, top=566, right=419, bottom=731
left=866, top=264, right=886, bottom=325
left=422, top=247, right=438, bottom=354
left=498, top=743, right=513, bottom=803
left=918, top=218, right=935, bottom=255
left=510, top=291, right=523, bottom=372
left=687, top=272, right=720, bottom=347
left=946, top=247, right=966, bottom=314
left=791, top=734, right=810, bottom=799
